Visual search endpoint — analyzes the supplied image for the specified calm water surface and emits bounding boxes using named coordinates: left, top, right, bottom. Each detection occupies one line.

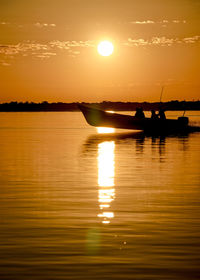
left=0, top=111, right=200, bottom=280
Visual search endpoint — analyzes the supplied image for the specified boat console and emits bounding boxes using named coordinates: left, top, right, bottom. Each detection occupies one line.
left=178, top=116, right=189, bottom=126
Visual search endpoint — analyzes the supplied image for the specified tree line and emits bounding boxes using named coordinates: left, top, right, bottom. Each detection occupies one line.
left=0, top=100, right=199, bottom=111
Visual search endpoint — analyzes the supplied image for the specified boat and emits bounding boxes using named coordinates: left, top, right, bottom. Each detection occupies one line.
left=79, top=104, right=190, bottom=134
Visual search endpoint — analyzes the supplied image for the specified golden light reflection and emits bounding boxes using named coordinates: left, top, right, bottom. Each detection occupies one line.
left=97, top=141, right=115, bottom=224
left=97, top=127, right=115, bottom=133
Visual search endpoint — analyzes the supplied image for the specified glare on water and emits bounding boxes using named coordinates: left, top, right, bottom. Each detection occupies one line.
left=97, top=141, right=115, bottom=224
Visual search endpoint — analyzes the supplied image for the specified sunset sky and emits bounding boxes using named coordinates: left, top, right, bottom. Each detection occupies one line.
left=0, top=0, right=199, bottom=102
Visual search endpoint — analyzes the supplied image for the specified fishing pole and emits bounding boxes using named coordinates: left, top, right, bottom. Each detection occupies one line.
left=160, top=86, right=164, bottom=103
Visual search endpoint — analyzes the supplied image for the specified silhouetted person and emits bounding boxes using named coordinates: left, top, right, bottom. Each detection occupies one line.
left=159, top=108, right=166, bottom=120
left=151, top=109, right=158, bottom=119
left=135, top=107, right=145, bottom=118
left=135, top=107, right=139, bottom=117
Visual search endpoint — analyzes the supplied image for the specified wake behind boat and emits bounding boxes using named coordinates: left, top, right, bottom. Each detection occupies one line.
left=79, top=104, right=190, bottom=133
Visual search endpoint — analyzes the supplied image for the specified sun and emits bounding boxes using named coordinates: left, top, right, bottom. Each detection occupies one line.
left=97, top=41, right=114, bottom=57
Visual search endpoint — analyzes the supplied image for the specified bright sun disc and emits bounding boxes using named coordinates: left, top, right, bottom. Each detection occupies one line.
left=97, top=41, right=114, bottom=56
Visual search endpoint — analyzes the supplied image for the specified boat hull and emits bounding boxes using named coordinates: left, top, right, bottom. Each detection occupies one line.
left=79, top=104, right=189, bottom=133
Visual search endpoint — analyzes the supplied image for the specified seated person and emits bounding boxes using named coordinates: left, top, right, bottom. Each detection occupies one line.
left=151, top=109, right=158, bottom=119
left=159, top=108, right=166, bottom=120
left=135, top=107, right=145, bottom=118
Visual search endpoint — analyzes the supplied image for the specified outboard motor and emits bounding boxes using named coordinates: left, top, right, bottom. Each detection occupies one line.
left=178, top=116, right=189, bottom=127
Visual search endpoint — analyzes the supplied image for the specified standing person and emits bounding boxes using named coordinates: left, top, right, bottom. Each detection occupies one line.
left=159, top=108, right=166, bottom=120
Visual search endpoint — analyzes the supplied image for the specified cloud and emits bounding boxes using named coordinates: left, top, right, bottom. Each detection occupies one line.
left=182, top=36, right=200, bottom=43
left=34, top=22, right=56, bottom=28
left=151, top=37, right=175, bottom=46
left=124, top=38, right=148, bottom=46
left=49, top=40, right=91, bottom=51
left=36, top=52, right=57, bottom=59
left=130, top=19, right=187, bottom=25
left=0, top=44, right=21, bottom=55
left=50, top=40, right=94, bottom=49
left=130, top=20, right=155, bottom=24
left=0, top=43, right=49, bottom=56
left=0, top=40, right=95, bottom=65
left=0, top=22, right=57, bottom=28
left=0, top=22, right=10, bottom=25
left=124, top=35, right=200, bottom=47
left=1, top=62, right=11, bottom=66
left=172, top=20, right=186, bottom=24
left=50, top=41, right=70, bottom=50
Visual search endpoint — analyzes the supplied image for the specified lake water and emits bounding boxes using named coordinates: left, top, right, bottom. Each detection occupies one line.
left=0, top=111, right=200, bottom=280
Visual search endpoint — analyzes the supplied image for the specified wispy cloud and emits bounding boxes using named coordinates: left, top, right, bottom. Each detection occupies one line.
left=0, top=61, right=11, bottom=66
left=130, top=19, right=187, bottom=25
left=172, top=20, right=186, bottom=24
left=50, top=40, right=94, bottom=57
left=124, top=38, right=148, bottom=46
left=151, top=37, right=176, bottom=46
left=34, top=22, right=56, bottom=28
left=130, top=20, right=155, bottom=24
left=49, top=41, right=70, bottom=50
left=0, top=43, right=48, bottom=56
left=0, top=40, right=95, bottom=65
left=50, top=40, right=94, bottom=49
left=0, top=22, right=57, bottom=28
left=0, top=22, right=10, bottom=25
left=182, top=36, right=200, bottom=43
left=124, top=35, right=200, bottom=47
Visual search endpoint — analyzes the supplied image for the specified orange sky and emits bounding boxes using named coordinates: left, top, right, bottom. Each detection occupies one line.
left=0, top=0, right=199, bottom=102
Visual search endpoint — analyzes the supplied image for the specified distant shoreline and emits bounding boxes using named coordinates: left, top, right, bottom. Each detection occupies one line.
left=0, top=101, right=199, bottom=112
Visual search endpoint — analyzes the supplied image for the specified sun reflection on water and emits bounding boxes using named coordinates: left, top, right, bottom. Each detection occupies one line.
left=97, top=140, right=115, bottom=224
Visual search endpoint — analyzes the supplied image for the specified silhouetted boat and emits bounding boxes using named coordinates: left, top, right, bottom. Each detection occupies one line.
left=79, top=104, right=190, bottom=134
